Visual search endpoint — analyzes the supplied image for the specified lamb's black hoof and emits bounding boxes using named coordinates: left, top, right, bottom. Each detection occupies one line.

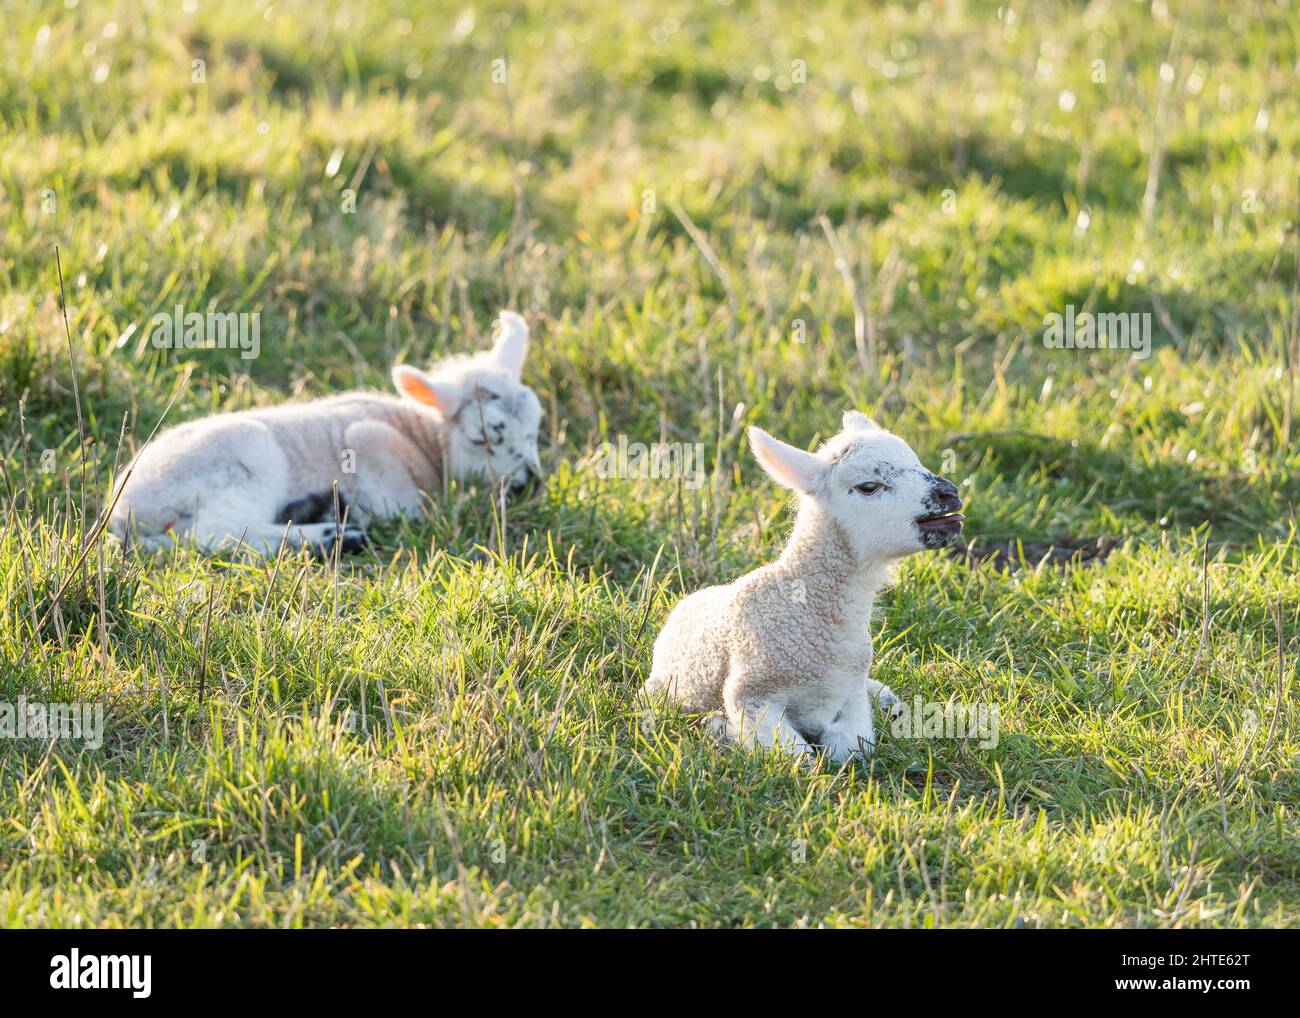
left=311, top=526, right=369, bottom=559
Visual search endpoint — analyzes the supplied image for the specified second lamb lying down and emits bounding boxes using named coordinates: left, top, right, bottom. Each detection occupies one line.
left=109, top=312, right=542, bottom=555
left=646, top=410, right=963, bottom=762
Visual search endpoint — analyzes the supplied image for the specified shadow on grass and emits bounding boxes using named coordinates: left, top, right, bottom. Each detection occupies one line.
left=945, top=430, right=1289, bottom=542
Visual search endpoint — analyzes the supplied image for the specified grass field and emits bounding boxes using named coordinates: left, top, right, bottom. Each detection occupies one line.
left=2, top=0, right=1299, bottom=927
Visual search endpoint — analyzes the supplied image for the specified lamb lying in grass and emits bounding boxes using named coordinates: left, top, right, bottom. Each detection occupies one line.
left=109, top=312, right=542, bottom=555
left=645, top=410, right=963, bottom=762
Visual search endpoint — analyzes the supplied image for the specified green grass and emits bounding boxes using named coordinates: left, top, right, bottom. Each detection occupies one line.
left=2, top=0, right=1298, bottom=927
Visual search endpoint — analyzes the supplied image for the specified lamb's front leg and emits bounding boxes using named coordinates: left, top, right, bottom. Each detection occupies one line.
left=819, top=695, right=878, bottom=763
left=726, top=698, right=816, bottom=759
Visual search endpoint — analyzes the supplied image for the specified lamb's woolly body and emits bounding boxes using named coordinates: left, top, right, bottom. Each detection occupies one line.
left=647, top=412, right=963, bottom=761
left=111, top=393, right=445, bottom=545
left=648, top=509, right=894, bottom=757
left=651, top=511, right=888, bottom=708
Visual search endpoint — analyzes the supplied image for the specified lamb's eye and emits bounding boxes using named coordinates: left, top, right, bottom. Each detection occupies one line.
left=854, top=481, right=885, bottom=496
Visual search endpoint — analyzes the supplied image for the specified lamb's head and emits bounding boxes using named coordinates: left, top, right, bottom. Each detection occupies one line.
left=391, top=311, right=542, bottom=492
left=748, top=410, right=963, bottom=562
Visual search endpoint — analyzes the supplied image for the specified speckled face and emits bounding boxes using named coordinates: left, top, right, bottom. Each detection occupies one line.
left=391, top=312, right=543, bottom=494
left=449, top=382, right=542, bottom=491
left=749, top=411, right=965, bottom=565
left=822, top=429, right=964, bottom=559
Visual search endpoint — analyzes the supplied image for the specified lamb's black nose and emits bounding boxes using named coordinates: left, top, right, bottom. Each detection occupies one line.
left=931, top=477, right=962, bottom=511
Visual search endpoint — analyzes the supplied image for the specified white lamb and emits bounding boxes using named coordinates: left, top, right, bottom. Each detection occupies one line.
left=645, top=410, right=964, bottom=762
left=109, top=312, right=541, bottom=555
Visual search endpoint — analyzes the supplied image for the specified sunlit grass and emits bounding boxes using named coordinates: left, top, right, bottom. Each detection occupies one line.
left=0, top=0, right=1297, bottom=927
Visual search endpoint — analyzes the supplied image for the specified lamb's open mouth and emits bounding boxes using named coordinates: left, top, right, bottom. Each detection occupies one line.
left=916, top=511, right=965, bottom=532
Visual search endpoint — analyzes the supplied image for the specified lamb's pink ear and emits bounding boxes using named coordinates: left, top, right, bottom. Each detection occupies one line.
left=748, top=426, right=828, bottom=494
left=391, top=365, right=460, bottom=414
left=842, top=410, right=877, bottom=433
left=490, top=311, right=529, bottom=376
